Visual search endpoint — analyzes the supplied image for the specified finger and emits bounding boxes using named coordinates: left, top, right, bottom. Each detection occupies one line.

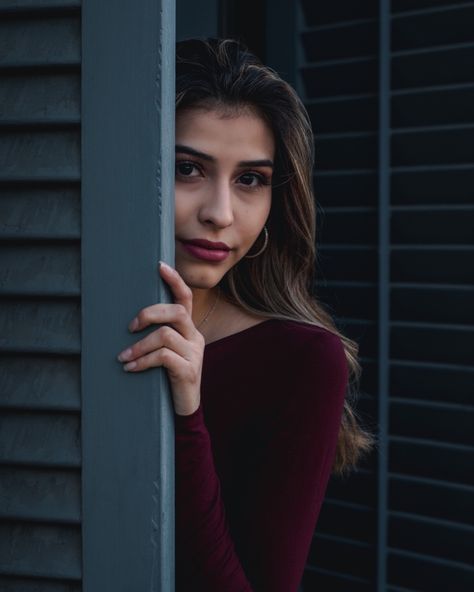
left=129, top=302, right=195, bottom=340
left=158, top=261, right=193, bottom=317
left=122, top=345, right=186, bottom=375
left=118, top=325, right=192, bottom=363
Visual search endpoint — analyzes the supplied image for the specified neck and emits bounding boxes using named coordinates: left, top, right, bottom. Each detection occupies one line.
left=191, top=286, right=220, bottom=329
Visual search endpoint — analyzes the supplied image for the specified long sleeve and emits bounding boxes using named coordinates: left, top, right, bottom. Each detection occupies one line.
left=175, top=405, right=254, bottom=591
left=174, top=323, right=349, bottom=592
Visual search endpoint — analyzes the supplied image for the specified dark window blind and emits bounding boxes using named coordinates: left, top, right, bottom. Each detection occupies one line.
left=298, top=1, right=474, bottom=591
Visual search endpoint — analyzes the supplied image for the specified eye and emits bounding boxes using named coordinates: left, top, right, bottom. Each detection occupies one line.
left=175, top=161, right=201, bottom=177
left=238, top=172, right=270, bottom=188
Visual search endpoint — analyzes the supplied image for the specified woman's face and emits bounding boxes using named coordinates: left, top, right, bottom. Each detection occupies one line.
left=174, top=107, right=275, bottom=289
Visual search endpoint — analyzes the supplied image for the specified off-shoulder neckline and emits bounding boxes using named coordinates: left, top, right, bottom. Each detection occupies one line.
left=204, top=318, right=278, bottom=348
left=204, top=318, right=330, bottom=349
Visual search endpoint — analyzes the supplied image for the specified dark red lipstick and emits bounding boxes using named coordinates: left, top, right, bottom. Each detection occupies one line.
left=179, top=238, right=231, bottom=262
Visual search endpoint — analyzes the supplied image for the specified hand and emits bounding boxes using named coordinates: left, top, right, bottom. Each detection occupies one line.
left=116, top=261, right=205, bottom=416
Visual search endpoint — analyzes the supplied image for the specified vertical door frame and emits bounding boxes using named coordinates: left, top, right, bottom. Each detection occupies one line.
left=81, top=1, right=176, bottom=590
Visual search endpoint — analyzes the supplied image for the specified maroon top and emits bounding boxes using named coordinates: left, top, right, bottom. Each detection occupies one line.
left=174, top=318, right=349, bottom=592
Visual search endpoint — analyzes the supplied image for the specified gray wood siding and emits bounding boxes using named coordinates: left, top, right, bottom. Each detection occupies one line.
left=0, top=2, right=82, bottom=590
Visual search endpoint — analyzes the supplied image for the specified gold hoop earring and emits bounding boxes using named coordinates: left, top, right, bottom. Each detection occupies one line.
left=245, top=225, right=269, bottom=259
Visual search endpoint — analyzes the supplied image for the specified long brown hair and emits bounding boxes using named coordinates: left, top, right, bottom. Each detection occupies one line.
left=176, top=38, right=374, bottom=476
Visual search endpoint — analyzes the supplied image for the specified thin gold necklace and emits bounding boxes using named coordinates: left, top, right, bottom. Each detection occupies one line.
left=196, top=287, right=220, bottom=330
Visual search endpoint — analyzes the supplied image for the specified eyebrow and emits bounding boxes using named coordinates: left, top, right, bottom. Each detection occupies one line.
left=175, top=144, right=273, bottom=169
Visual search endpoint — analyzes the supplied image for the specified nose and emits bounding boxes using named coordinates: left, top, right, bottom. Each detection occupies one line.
left=198, top=177, right=234, bottom=228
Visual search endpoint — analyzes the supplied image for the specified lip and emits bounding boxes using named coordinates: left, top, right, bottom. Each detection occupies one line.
left=179, top=239, right=231, bottom=262
left=182, top=238, right=231, bottom=250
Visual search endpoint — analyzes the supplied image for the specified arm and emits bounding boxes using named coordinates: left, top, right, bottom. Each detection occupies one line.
left=175, top=404, right=254, bottom=591
left=174, top=330, right=349, bottom=592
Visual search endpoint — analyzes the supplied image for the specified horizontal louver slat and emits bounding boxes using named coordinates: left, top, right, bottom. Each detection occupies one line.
left=0, top=73, right=80, bottom=124
left=0, top=523, right=81, bottom=580
left=388, top=549, right=474, bottom=591
left=0, top=15, right=80, bottom=68
left=0, top=1, right=80, bottom=11
left=0, top=300, right=80, bottom=353
left=390, top=438, right=474, bottom=486
left=0, top=244, right=80, bottom=296
left=0, top=130, right=80, bottom=181
left=0, top=4, right=83, bottom=589
left=389, top=475, right=474, bottom=525
left=0, top=355, right=80, bottom=411
left=0, top=412, right=80, bottom=467
left=0, top=187, right=80, bottom=240
left=0, top=576, right=80, bottom=592
left=0, top=467, right=80, bottom=523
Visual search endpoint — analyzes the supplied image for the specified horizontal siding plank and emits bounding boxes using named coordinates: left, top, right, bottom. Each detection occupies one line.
left=0, top=522, right=81, bottom=580
left=391, top=247, right=474, bottom=284
left=302, top=565, right=373, bottom=591
left=302, top=19, right=377, bottom=62
left=317, top=499, right=376, bottom=543
left=391, top=164, right=474, bottom=204
left=0, top=130, right=80, bottom=181
left=317, top=247, right=378, bottom=281
left=390, top=438, right=474, bottom=486
left=0, top=300, right=80, bottom=354
left=0, top=15, right=80, bottom=68
left=307, top=533, right=374, bottom=580
left=391, top=285, right=474, bottom=324
left=390, top=475, right=474, bottom=525
left=391, top=4, right=474, bottom=51
left=390, top=399, right=473, bottom=447
left=301, top=0, right=377, bottom=27
left=316, top=131, right=378, bottom=169
left=392, top=125, right=474, bottom=166
left=388, top=548, right=474, bottom=591
left=0, top=467, right=80, bottom=523
left=0, top=411, right=80, bottom=467
left=0, top=244, right=80, bottom=296
left=389, top=512, right=473, bottom=564
left=325, top=469, right=377, bottom=506
left=315, top=170, right=378, bottom=207
left=0, top=186, right=80, bottom=240
left=390, top=360, right=473, bottom=405
left=391, top=209, right=474, bottom=244
left=0, top=73, right=80, bottom=124
left=392, top=84, right=474, bottom=127
left=307, top=94, right=378, bottom=133
left=302, top=57, right=378, bottom=98
left=391, top=324, right=474, bottom=366
left=0, top=355, right=80, bottom=411
left=318, top=210, right=378, bottom=244
left=318, top=283, right=377, bottom=321
left=392, top=44, right=474, bottom=89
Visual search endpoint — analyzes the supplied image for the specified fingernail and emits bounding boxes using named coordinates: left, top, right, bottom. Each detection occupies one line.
left=123, top=361, right=137, bottom=371
left=117, top=348, right=133, bottom=362
left=159, top=260, right=173, bottom=272
left=129, top=318, right=139, bottom=332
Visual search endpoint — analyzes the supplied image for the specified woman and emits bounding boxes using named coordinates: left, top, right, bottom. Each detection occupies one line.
left=117, top=38, right=373, bottom=591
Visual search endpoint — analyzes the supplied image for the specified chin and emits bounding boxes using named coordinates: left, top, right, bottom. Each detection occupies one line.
left=176, top=262, right=226, bottom=290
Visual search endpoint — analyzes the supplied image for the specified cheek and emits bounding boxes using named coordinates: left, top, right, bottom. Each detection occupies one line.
left=238, top=196, right=272, bottom=244
left=174, top=189, right=193, bottom=228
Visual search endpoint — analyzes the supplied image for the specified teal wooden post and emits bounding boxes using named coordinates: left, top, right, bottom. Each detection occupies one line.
left=81, top=1, right=176, bottom=590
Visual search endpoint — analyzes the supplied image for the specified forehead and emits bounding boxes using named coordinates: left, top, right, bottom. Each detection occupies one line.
left=175, top=107, right=275, bottom=160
